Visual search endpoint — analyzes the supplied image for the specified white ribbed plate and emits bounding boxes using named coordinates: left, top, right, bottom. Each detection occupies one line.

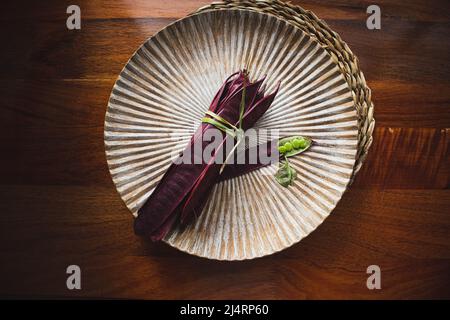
left=105, top=9, right=358, bottom=260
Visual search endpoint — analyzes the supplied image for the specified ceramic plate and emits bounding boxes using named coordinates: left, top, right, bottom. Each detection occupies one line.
left=105, top=9, right=358, bottom=260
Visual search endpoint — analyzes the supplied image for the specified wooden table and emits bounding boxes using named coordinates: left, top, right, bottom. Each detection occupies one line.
left=0, top=0, right=449, bottom=299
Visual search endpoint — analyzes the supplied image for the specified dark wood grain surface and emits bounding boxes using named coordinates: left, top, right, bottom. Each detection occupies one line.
left=0, top=0, right=449, bottom=299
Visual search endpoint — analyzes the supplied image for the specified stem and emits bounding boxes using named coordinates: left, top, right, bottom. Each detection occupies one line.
left=284, top=155, right=292, bottom=182
left=219, top=135, right=243, bottom=174
left=239, top=73, right=247, bottom=130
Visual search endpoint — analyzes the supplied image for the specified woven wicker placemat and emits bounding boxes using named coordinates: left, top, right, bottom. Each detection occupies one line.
left=192, top=0, right=375, bottom=180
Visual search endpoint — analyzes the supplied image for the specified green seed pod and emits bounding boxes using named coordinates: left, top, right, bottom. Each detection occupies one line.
left=278, top=135, right=312, bottom=158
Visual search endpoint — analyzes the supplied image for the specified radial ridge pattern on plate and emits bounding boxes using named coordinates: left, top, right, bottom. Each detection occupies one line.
left=105, top=9, right=358, bottom=260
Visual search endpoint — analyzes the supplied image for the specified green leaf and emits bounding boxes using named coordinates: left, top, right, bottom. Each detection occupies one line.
left=275, top=159, right=297, bottom=188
